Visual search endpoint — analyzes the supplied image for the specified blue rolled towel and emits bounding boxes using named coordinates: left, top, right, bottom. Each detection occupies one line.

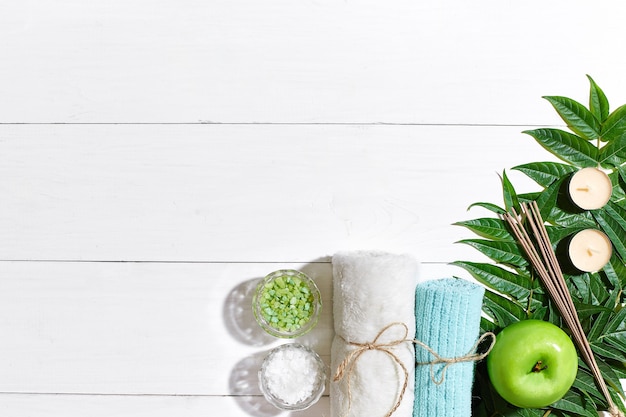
left=413, top=278, right=485, bottom=417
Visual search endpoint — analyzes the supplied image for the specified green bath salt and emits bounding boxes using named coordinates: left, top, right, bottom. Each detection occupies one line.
left=259, top=274, right=315, bottom=333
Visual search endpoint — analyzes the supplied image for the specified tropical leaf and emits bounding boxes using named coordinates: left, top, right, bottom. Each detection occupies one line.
left=544, top=95, right=601, bottom=140
left=534, top=178, right=564, bottom=220
left=601, top=104, right=626, bottom=142
left=569, top=273, right=609, bottom=305
left=608, top=170, right=626, bottom=204
left=572, top=301, right=610, bottom=320
left=548, top=208, right=596, bottom=229
left=550, top=390, right=598, bottom=417
left=545, top=224, right=586, bottom=244
left=514, top=409, right=546, bottom=417
left=599, top=134, right=626, bottom=167
left=593, top=210, right=626, bottom=261
left=450, top=261, right=532, bottom=299
left=588, top=74, right=610, bottom=123
left=513, top=161, right=577, bottom=188
left=467, top=201, right=506, bottom=214
left=618, top=166, right=626, bottom=194
left=591, top=341, right=626, bottom=362
left=603, top=255, right=626, bottom=288
left=453, top=217, right=513, bottom=241
left=480, top=316, right=498, bottom=333
left=601, top=307, right=626, bottom=338
left=501, top=170, right=520, bottom=213
left=456, top=238, right=527, bottom=267
left=482, top=290, right=526, bottom=327
left=523, top=128, right=598, bottom=167
left=587, top=291, right=620, bottom=342
left=572, top=366, right=605, bottom=403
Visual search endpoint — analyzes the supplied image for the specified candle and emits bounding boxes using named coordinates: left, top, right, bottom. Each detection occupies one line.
left=568, top=167, right=612, bottom=210
left=568, top=229, right=612, bottom=272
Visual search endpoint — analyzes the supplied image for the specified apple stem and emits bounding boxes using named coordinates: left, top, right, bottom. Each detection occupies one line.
left=531, top=360, right=548, bottom=373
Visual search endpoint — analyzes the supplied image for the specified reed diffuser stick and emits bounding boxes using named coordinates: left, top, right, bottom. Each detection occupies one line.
left=501, top=201, right=623, bottom=417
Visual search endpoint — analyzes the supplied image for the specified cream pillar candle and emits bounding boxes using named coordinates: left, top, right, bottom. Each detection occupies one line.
left=568, top=229, right=612, bottom=272
left=568, top=167, right=612, bottom=210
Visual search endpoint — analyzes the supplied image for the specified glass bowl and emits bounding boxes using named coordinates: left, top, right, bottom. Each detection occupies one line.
left=252, top=269, right=322, bottom=338
left=258, top=343, right=326, bottom=410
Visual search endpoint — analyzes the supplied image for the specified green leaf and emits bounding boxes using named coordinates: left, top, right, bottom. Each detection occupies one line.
left=572, top=301, right=611, bottom=320
left=544, top=95, right=602, bottom=140
left=501, top=170, right=520, bottom=213
left=587, top=291, right=620, bottom=342
left=605, top=201, right=626, bottom=230
left=601, top=104, right=626, bottom=142
left=523, top=128, right=599, bottom=167
left=550, top=390, right=597, bottom=417
left=601, top=306, right=626, bottom=338
left=603, top=255, right=626, bottom=288
left=593, top=210, right=626, bottom=261
left=588, top=74, right=610, bottom=123
left=595, top=357, right=626, bottom=396
left=605, top=331, right=626, bottom=353
left=545, top=224, right=586, bottom=244
left=451, top=261, right=532, bottom=300
left=572, top=366, right=605, bottom=403
left=457, top=239, right=528, bottom=267
left=517, top=192, right=542, bottom=205
left=453, top=218, right=513, bottom=241
left=500, top=171, right=520, bottom=213
left=549, top=208, right=596, bottom=229
left=467, top=202, right=506, bottom=215
left=535, top=177, right=564, bottom=220
left=609, top=170, right=626, bottom=205
left=514, top=408, right=546, bottom=417
left=599, top=134, right=626, bottom=167
left=571, top=272, right=609, bottom=305
left=482, top=290, right=526, bottom=327
left=618, top=166, right=626, bottom=195
left=513, top=161, right=577, bottom=188
left=591, top=341, right=626, bottom=362
left=529, top=305, right=548, bottom=320
left=480, top=316, right=498, bottom=333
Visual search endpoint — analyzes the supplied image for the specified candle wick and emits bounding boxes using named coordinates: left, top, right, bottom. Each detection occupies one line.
left=587, top=248, right=600, bottom=256
left=576, top=187, right=590, bottom=192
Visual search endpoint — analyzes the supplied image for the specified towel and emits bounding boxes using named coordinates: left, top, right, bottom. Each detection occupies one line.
left=331, top=250, right=419, bottom=417
left=413, top=278, right=485, bottom=417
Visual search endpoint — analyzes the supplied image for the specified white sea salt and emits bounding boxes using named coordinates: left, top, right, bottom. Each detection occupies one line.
left=262, top=345, right=323, bottom=405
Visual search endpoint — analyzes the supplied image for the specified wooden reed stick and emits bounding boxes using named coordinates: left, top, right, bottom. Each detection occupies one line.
left=501, top=201, right=623, bottom=417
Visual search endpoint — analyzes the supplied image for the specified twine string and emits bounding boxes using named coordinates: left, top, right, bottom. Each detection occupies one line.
left=415, top=331, right=496, bottom=385
left=333, top=322, right=495, bottom=417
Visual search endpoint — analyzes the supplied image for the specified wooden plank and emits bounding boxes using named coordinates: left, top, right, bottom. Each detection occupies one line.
left=0, top=260, right=457, bottom=395
left=1, top=1, right=625, bottom=124
left=0, top=393, right=330, bottom=417
left=0, top=124, right=555, bottom=263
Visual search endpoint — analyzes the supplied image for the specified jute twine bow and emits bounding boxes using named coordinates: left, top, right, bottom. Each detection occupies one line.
left=415, top=330, right=496, bottom=385
left=332, top=322, right=496, bottom=417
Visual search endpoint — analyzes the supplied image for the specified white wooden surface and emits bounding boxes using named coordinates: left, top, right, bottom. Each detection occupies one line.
left=2, top=1, right=625, bottom=415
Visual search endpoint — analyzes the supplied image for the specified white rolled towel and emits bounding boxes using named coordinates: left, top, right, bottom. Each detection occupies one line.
left=331, top=251, right=419, bottom=417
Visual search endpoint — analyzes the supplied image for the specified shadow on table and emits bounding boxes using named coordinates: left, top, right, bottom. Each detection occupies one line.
left=223, top=277, right=275, bottom=347
left=229, top=350, right=282, bottom=417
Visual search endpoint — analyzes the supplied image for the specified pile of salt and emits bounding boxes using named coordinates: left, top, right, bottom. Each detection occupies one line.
left=261, top=344, right=324, bottom=406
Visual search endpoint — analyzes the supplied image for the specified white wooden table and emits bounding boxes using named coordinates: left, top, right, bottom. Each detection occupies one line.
left=2, top=1, right=626, bottom=415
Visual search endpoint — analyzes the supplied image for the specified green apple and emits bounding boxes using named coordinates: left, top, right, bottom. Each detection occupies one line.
left=486, top=319, right=578, bottom=408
